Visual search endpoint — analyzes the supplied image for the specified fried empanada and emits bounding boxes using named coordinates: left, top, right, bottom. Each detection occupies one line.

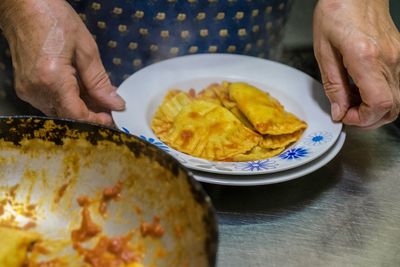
left=228, top=145, right=285, bottom=161
left=196, top=83, right=222, bottom=105
left=229, top=82, right=307, bottom=135
left=211, top=81, right=237, bottom=109
left=162, top=100, right=261, bottom=161
left=260, top=129, right=305, bottom=149
left=151, top=91, right=193, bottom=138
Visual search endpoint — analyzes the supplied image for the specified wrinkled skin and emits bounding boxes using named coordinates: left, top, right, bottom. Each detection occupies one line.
left=0, top=0, right=125, bottom=126
left=314, top=0, right=400, bottom=129
left=1, top=0, right=399, bottom=128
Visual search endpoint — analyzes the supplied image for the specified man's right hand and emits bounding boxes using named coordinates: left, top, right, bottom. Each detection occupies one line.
left=0, top=0, right=125, bottom=126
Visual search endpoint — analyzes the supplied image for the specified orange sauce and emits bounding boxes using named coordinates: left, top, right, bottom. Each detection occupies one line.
left=71, top=196, right=102, bottom=243
left=140, top=216, right=164, bottom=238
left=99, top=180, right=123, bottom=215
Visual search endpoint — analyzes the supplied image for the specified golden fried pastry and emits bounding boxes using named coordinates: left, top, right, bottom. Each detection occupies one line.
left=229, top=146, right=286, bottom=162
left=161, top=100, right=261, bottom=161
left=196, top=83, right=222, bottom=105
left=229, top=82, right=307, bottom=135
left=151, top=91, right=193, bottom=139
left=211, top=81, right=237, bottom=109
left=260, top=129, right=305, bottom=149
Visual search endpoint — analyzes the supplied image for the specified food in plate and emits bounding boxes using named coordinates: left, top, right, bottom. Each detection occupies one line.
left=151, top=81, right=307, bottom=161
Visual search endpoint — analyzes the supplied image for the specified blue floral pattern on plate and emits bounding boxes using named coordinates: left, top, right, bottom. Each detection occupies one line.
left=303, top=131, right=333, bottom=146
left=279, top=147, right=309, bottom=160
left=235, top=159, right=278, bottom=172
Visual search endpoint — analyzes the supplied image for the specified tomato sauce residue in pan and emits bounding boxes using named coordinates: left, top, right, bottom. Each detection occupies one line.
left=99, top=180, right=123, bottom=216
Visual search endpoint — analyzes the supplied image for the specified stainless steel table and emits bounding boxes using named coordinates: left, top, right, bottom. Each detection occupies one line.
left=1, top=98, right=399, bottom=267
left=203, top=123, right=400, bottom=267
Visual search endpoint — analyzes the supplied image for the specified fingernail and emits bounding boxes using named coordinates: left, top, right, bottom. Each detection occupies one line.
left=110, top=91, right=126, bottom=110
left=331, top=103, right=341, bottom=121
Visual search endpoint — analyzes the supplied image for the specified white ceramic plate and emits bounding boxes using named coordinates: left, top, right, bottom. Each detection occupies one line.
left=191, top=131, right=346, bottom=186
left=113, top=54, right=343, bottom=175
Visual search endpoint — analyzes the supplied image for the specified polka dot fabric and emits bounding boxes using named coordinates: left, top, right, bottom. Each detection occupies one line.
left=0, top=0, right=291, bottom=100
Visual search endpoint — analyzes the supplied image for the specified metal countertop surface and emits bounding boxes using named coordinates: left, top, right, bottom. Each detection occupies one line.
left=204, top=123, right=400, bottom=267
left=1, top=99, right=399, bottom=267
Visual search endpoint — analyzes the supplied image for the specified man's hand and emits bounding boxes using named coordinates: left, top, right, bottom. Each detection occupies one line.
left=0, top=0, right=125, bottom=125
left=313, top=0, right=400, bottom=129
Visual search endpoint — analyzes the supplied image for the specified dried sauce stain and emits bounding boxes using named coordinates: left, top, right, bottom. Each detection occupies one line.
left=71, top=194, right=146, bottom=267
left=71, top=196, right=102, bottom=243
left=53, top=181, right=70, bottom=204
left=140, top=216, right=165, bottom=238
left=77, top=233, right=143, bottom=267
left=99, top=180, right=123, bottom=216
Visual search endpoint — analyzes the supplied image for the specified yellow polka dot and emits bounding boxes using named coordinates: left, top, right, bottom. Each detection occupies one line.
left=278, top=3, right=285, bottom=10
left=189, top=46, right=198, bottom=53
left=133, top=59, right=142, bottom=67
left=150, top=45, right=159, bottom=52
left=0, top=63, right=5, bottom=71
left=128, top=42, right=138, bottom=49
left=196, top=12, right=206, bottom=20
left=216, top=12, right=225, bottom=20
left=252, top=25, right=260, bottom=33
left=170, top=47, right=179, bottom=54
left=118, top=25, right=127, bottom=32
left=92, top=34, right=97, bottom=40
left=177, top=13, right=186, bottom=21
left=91, top=2, right=101, bottom=10
left=266, top=22, right=273, bottom=31
left=113, top=7, right=123, bottom=15
left=245, top=43, right=252, bottom=52
left=227, top=45, right=236, bottom=53
left=156, top=12, right=166, bottom=20
left=78, top=13, right=87, bottom=21
left=208, top=46, right=218, bottom=53
left=113, top=58, right=122, bottom=65
left=139, top=28, right=149, bottom=35
left=160, top=30, right=169, bottom=38
left=219, top=29, right=228, bottom=37
left=208, top=0, right=217, bottom=2
left=134, top=10, right=144, bottom=18
left=238, top=28, right=247, bottom=37
left=97, top=21, right=106, bottom=29
left=258, top=52, right=266, bottom=58
left=200, top=29, right=209, bottom=37
left=108, top=40, right=117, bottom=48
left=123, top=74, right=130, bottom=80
left=180, top=30, right=190, bottom=38
left=235, top=12, right=244, bottom=20
left=257, top=39, right=265, bottom=47
left=187, top=0, right=197, bottom=3
left=265, top=6, right=272, bottom=14
left=167, top=0, right=176, bottom=2
left=252, top=9, right=259, bottom=17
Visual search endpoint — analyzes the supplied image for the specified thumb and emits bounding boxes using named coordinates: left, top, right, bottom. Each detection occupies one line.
left=314, top=42, right=352, bottom=121
left=75, top=37, right=125, bottom=111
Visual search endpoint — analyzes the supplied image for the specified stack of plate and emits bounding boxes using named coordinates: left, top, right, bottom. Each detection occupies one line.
left=112, top=54, right=345, bottom=186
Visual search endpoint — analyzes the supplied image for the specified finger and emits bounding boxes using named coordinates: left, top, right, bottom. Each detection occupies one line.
left=55, top=80, right=114, bottom=126
left=314, top=40, right=353, bottom=121
left=339, top=41, right=394, bottom=127
left=75, top=34, right=125, bottom=111
left=353, top=109, right=397, bottom=130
